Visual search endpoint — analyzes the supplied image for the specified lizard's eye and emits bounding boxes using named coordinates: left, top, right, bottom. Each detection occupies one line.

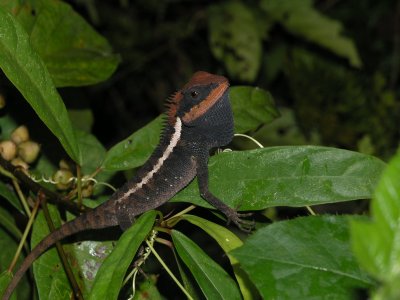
left=190, top=90, right=199, bottom=99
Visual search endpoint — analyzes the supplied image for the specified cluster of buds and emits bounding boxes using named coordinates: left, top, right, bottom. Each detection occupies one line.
left=52, top=160, right=94, bottom=197
left=0, top=125, right=40, bottom=169
left=52, top=160, right=74, bottom=191
left=0, top=120, right=94, bottom=197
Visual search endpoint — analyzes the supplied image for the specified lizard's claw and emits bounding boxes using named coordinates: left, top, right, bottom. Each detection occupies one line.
left=226, top=210, right=255, bottom=233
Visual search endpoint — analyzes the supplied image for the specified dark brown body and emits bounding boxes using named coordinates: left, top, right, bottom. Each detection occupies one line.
left=2, top=71, right=249, bottom=299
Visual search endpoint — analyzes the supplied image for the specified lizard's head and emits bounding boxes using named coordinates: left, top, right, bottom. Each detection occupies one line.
left=167, top=71, right=230, bottom=126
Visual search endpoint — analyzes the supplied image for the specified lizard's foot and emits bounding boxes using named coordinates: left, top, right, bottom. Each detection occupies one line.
left=225, top=209, right=255, bottom=232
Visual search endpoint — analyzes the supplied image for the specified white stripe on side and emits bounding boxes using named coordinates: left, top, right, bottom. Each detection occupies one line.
left=117, top=117, right=182, bottom=202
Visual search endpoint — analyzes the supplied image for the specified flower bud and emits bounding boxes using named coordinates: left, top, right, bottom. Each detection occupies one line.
left=59, top=159, right=71, bottom=170
left=11, top=125, right=30, bottom=145
left=18, top=141, right=40, bottom=163
left=82, top=184, right=94, bottom=198
left=0, top=140, right=17, bottom=161
left=53, top=169, right=74, bottom=190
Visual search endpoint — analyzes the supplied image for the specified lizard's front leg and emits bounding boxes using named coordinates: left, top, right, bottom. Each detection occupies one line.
left=195, top=153, right=253, bottom=231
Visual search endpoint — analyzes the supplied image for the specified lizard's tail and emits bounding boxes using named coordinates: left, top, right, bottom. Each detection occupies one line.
left=1, top=201, right=118, bottom=300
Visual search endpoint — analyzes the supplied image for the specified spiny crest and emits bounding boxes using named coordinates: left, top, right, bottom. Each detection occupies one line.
left=165, top=91, right=183, bottom=124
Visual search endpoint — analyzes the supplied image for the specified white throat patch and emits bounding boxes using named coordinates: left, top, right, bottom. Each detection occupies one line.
left=117, top=117, right=182, bottom=202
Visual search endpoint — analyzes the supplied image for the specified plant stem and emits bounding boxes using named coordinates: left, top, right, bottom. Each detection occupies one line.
left=41, top=199, right=83, bottom=300
left=12, top=178, right=31, bottom=217
left=7, top=195, right=40, bottom=272
left=146, top=239, right=193, bottom=300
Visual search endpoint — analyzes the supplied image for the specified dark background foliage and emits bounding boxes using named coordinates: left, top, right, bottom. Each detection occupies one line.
left=63, top=0, right=399, bottom=158
left=0, top=0, right=399, bottom=299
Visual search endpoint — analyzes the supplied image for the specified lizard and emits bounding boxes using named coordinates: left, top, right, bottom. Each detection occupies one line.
left=2, top=71, right=252, bottom=299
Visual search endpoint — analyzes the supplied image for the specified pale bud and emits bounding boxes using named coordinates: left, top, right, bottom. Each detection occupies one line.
left=0, top=140, right=17, bottom=161
left=18, top=141, right=40, bottom=163
left=11, top=125, right=29, bottom=145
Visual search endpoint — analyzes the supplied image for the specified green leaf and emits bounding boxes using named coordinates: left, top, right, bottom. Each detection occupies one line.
left=260, top=0, right=361, bottom=67
left=171, top=146, right=385, bottom=209
left=132, top=276, right=163, bottom=300
left=0, top=181, right=22, bottom=213
left=68, top=109, right=94, bottom=133
left=0, top=271, right=13, bottom=300
left=71, top=240, right=114, bottom=295
left=171, top=230, right=241, bottom=300
left=32, top=207, right=71, bottom=300
left=351, top=152, right=400, bottom=299
left=0, top=8, right=80, bottom=162
left=1, top=0, right=119, bottom=87
left=0, top=207, right=22, bottom=241
left=0, top=214, right=31, bottom=299
left=75, top=129, right=106, bottom=175
left=173, top=253, right=201, bottom=300
left=230, top=86, right=279, bottom=133
left=102, top=116, right=163, bottom=171
left=75, top=129, right=115, bottom=196
left=89, top=210, right=157, bottom=300
left=208, top=2, right=263, bottom=81
left=181, top=215, right=242, bottom=255
left=31, top=204, right=117, bottom=299
left=181, top=215, right=257, bottom=300
left=231, top=215, right=373, bottom=299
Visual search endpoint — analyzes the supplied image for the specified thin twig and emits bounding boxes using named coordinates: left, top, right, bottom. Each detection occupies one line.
left=7, top=195, right=41, bottom=272
left=306, top=206, right=317, bottom=216
left=12, top=178, right=31, bottom=217
left=146, top=239, right=193, bottom=300
left=76, top=165, right=83, bottom=207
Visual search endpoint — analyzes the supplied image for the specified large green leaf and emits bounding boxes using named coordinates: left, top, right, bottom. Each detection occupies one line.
left=172, top=230, right=241, bottom=300
left=71, top=240, right=114, bottom=295
left=231, top=215, right=373, bottom=299
left=230, top=86, right=279, bottom=133
left=171, top=146, right=385, bottom=209
left=1, top=0, right=119, bottom=87
left=102, top=116, right=163, bottom=171
left=351, top=152, right=400, bottom=299
left=208, top=2, right=263, bottom=81
left=0, top=8, right=80, bottom=162
left=89, top=211, right=156, bottom=300
left=181, top=215, right=257, bottom=300
left=31, top=204, right=118, bottom=299
left=260, top=0, right=361, bottom=67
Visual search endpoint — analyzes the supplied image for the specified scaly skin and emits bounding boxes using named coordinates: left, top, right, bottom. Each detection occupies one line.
left=2, top=71, right=251, bottom=300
